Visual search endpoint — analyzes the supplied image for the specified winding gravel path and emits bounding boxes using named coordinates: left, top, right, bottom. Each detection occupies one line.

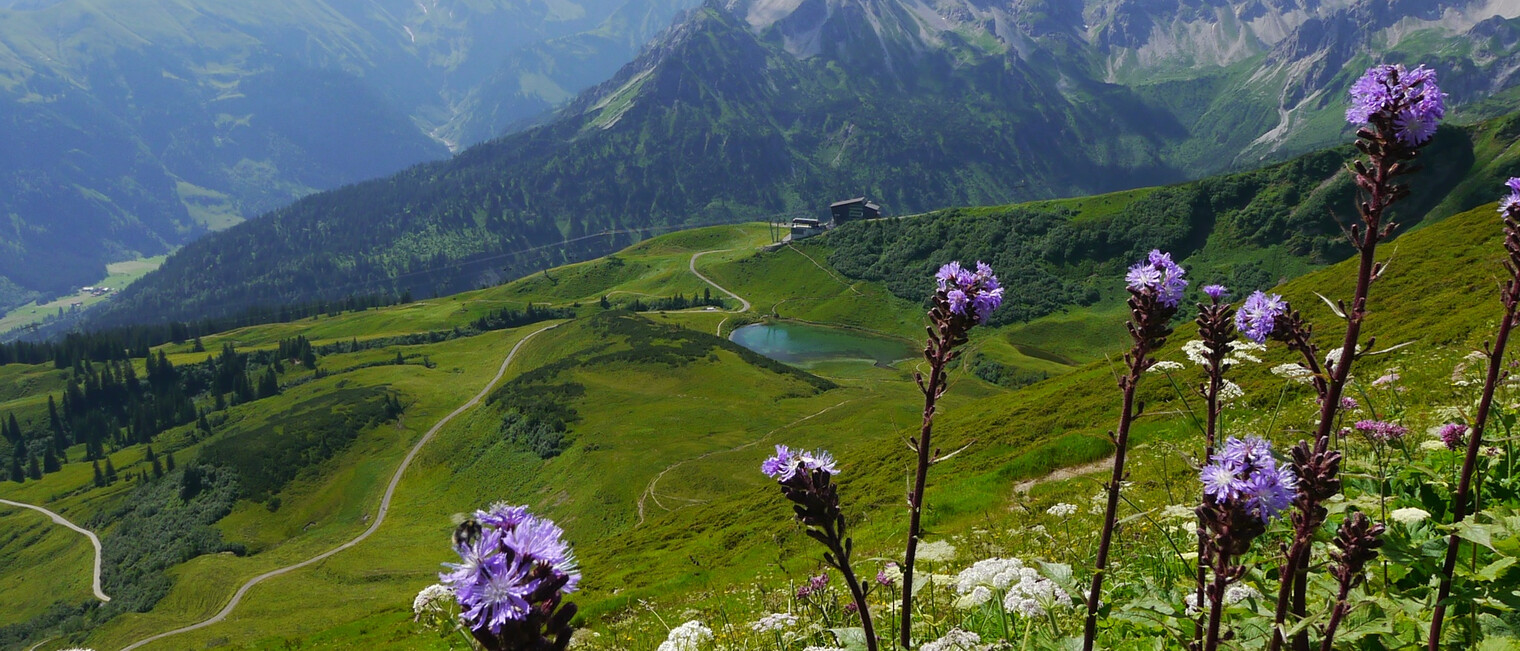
left=0, top=498, right=109, bottom=602
left=690, top=249, right=751, bottom=313
left=118, top=323, right=558, bottom=651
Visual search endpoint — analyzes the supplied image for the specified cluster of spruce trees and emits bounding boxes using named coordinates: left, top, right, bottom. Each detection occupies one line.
left=604, top=289, right=723, bottom=312
left=1, top=337, right=319, bottom=484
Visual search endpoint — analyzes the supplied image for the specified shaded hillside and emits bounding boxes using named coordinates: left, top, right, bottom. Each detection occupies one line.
left=86, top=0, right=1520, bottom=328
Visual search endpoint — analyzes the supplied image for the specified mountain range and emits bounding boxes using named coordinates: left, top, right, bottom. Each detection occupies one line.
left=82, top=0, right=1520, bottom=328
left=0, top=0, right=700, bottom=310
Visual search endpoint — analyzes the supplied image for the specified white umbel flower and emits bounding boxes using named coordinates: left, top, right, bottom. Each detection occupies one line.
left=921, top=628, right=987, bottom=651
left=1218, top=380, right=1245, bottom=404
left=955, top=558, right=1028, bottom=594
left=1271, top=363, right=1314, bottom=383
left=1183, top=340, right=1210, bottom=366
left=657, top=621, right=713, bottom=651
left=1148, top=360, right=1184, bottom=373
left=412, top=584, right=453, bottom=615
left=917, top=540, right=958, bottom=563
left=1182, top=584, right=1260, bottom=615
left=750, top=612, right=798, bottom=632
left=1160, top=504, right=1195, bottom=520
left=1046, top=503, right=1078, bottom=517
left=1391, top=507, right=1431, bottom=525
left=1000, top=567, right=1072, bottom=618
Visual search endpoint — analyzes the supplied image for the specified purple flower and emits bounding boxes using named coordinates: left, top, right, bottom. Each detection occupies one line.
left=1438, top=423, right=1469, bottom=451
left=1346, top=64, right=1444, bottom=146
left=1202, top=285, right=1229, bottom=301
left=935, top=261, right=1004, bottom=323
left=1235, top=291, right=1287, bottom=344
left=799, top=448, right=838, bottom=475
left=1199, top=436, right=1297, bottom=522
left=796, top=573, right=829, bottom=598
left=441, top=505, right=581, bottom=633
left=762, top=444, right=799, bottom=479
left=876, top=565, right=897, bottom=587
left=1340, top=397, right=1359, bottom=410
left=762, top=445, right=839, bottom=480
left=458, top=554, right=536, bottom=634
left=1125, top=250, right=1188, bottom=307
left=475, top=502, right=530, bottom=530
left=1354, top=419, right=1409, bottom=442
left=1501, top=177, right=1520, bottom=216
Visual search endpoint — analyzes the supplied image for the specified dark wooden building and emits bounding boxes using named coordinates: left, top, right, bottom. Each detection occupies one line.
left=829, top=197, right=881, bottom=225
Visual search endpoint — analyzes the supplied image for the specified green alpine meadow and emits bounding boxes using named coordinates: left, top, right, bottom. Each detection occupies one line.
left=6, top=1, right=1520, bottom=650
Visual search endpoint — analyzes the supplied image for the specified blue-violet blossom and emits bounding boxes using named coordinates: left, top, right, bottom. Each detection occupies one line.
left=1125, top=250, right=1189, bottom=307
left=1346, top=64, right=1445, bottom=146
left=1235, top=291, right=1288, bottom=344
left=1200, top=436, right=1297, bottom=522
left=440, top=503, right=581, bottom=634
left=935, top=261, right=1004, bottom=323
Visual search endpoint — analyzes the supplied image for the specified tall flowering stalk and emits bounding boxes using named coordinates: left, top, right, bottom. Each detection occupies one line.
left=762, top=446, right=878, bottom=651
left=1196, top=437, right=1296, bottom=651
left=1428, top=179, right=1520, bottom=648
left=1190, top=284, right=1237, bottom=650
left=1082, top=250, right=1185, bottom=651
left=1324, top=513, right=1384, bottom=651
left=1266, top=63, right=1443, bottom=651
left=899, top=261, right=1002, bottom=648
left=439, top=503, right=580, bottom=651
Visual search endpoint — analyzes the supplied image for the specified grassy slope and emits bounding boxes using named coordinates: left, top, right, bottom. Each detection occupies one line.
left=2, top=186, right=1511, bottom=649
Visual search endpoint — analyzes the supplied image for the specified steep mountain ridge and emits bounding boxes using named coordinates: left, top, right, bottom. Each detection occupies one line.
left=85, top=0, right=1520, bottom=328
left=0, top=0, right=701, bottom=310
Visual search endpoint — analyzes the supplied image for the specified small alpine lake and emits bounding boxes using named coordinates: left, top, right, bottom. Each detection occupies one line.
left=729, top=322, right=915, bottom=367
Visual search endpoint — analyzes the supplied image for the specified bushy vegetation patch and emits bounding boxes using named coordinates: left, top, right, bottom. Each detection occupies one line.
left=197, top=387, right=396, bottom=502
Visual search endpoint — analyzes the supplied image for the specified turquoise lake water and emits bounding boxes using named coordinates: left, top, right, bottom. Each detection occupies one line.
left=729, top=322, right=914, bottom=367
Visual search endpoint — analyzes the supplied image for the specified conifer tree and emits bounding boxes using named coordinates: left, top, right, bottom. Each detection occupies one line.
left=104, top=458, right=117, bottom=484
left=43, top=447, right=60, bottom=473
left=92, top=460, right=105, bottom=487
left=26, top=454, right=41, bottom=480
left=166, top=451, right=176, bottom=472
left=7, top=452, right=22, bottom=484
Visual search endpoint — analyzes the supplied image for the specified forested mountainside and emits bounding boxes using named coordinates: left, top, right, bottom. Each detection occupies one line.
left=0, top=0, right=700, bottom=310
left=83, top=0, right=1520, bottom=328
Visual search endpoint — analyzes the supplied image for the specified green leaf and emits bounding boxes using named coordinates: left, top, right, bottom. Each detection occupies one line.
left=828, top=627, right=869, bottom=651
left=1457, top=520, right=1498, bottom=551
left=1480, top=556, right=1518, bottom=581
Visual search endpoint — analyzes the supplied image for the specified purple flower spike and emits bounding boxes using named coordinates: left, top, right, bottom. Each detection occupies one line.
left=1235, top=291, right=1287, bottom=343
left=935, top=261, right=1003, bottom=323
left=1203, top=285, right=1229, bottom=301
left=1346, top=64, right=1444, bottom=146
left=1125, top=250, right=1188, bottom=307
left=1199, top=436, right=1297, bottom=522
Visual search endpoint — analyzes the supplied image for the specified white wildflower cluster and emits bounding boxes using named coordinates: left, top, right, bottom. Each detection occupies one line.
left=803, top=647, right=846, bottom=651
left=1218, top=380, right=1245, bottom=404
left=921, top=628, right=987, bottom=651
left=657, top=621, right=714, bottom=651
left=1271, top=363, right=1314, bottom=384
left=1088, top=489, right=1108, bottom=515
left=1181, top=340, right=1266, bottom=368
left=1182, top=584, right=1261, bottom=615
left=569, top=629, right=602, bottom=649
left=1160, top=504, right=1195, bottom=520
left=1003, top=569, right=1072, bottom=618
left=1046, top=503, right=1078, bottom=517
left=955, top=558, right=1030, bottom=595
left=1420, top=439, right=1448, bottom=452
left=1183, top=340, right=1210, bottom=367
left=1391, top=507, right=1431, bottom=524
left=1148, top=360, right=1185, bottom=373
left=1227, top=341, right=1265, bottom=364
left=917, top=540, right=958, bottom=563
left=412, top=583, right=453, bottom=616
left=750, top=612, right=798, bottom=632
